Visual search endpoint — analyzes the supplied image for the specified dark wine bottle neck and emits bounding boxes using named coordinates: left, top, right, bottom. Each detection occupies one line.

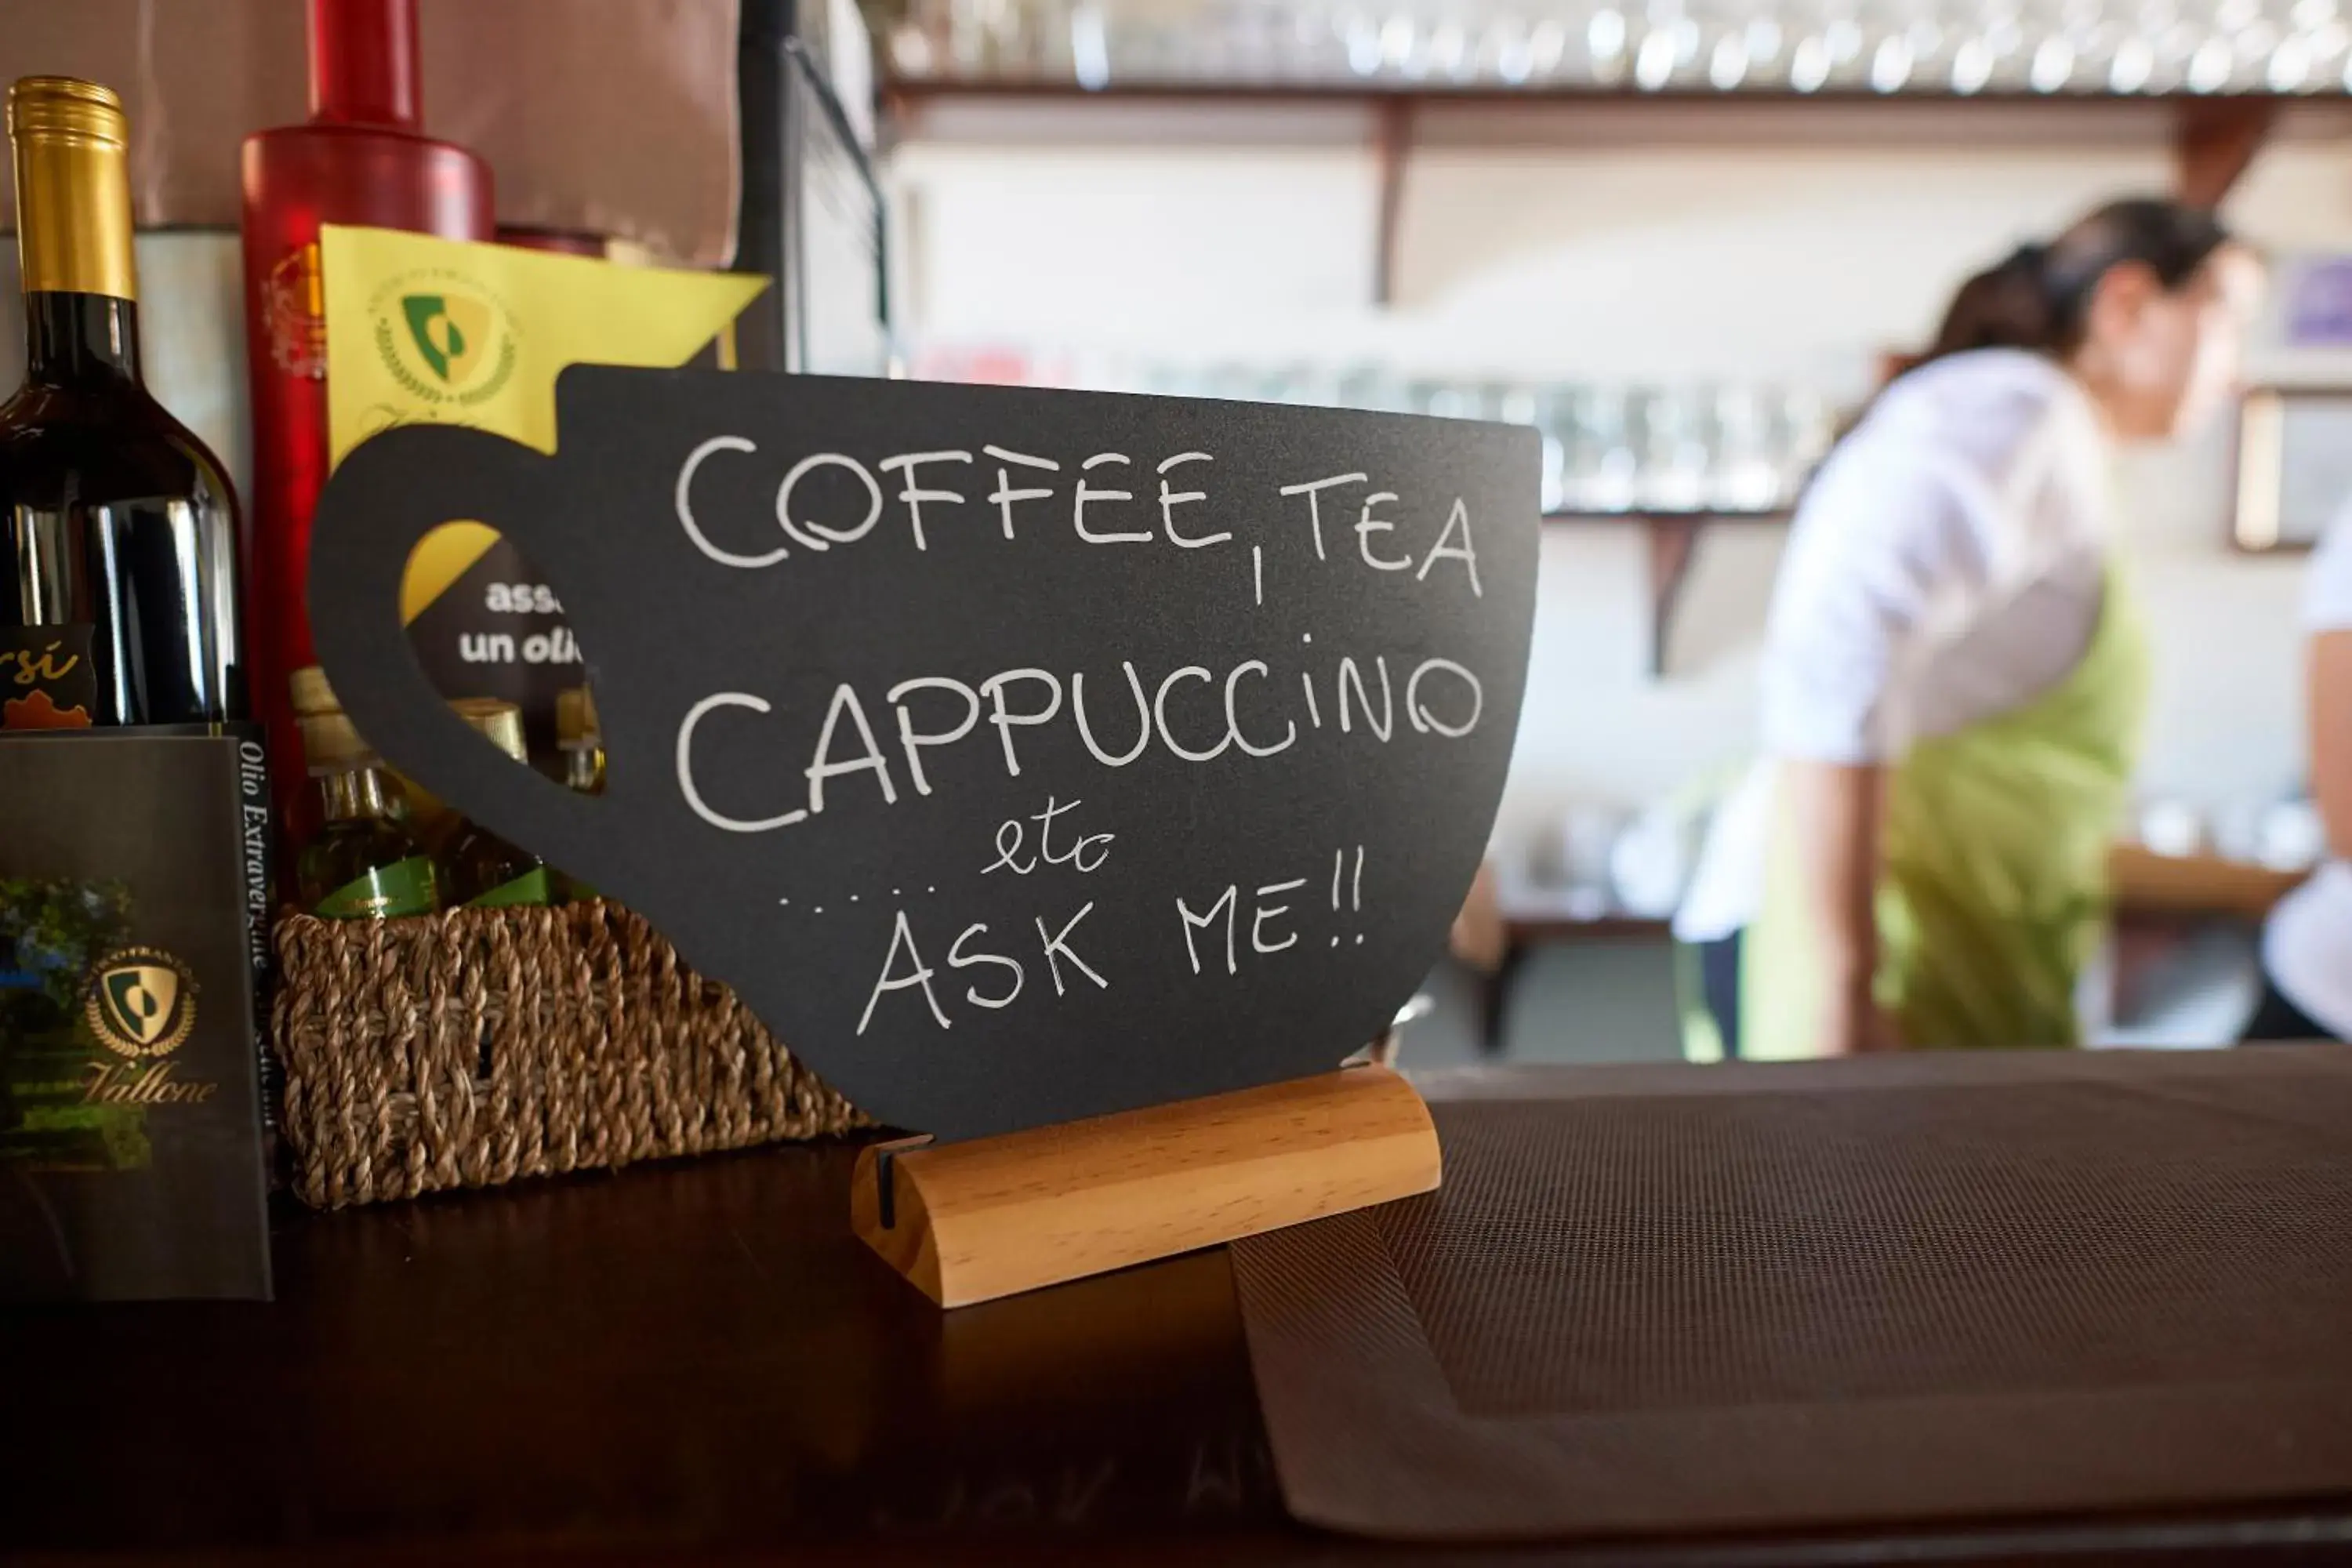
left=23, top=291, right=142, bottom=390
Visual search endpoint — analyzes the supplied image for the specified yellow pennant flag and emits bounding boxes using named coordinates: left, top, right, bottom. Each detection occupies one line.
left=322, top=223, right=767, bottom=463
left=318, top=226, right=768, bottom=754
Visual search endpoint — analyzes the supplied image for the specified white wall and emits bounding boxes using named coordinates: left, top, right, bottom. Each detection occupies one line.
left=889, top=106, right=2352, bottom=861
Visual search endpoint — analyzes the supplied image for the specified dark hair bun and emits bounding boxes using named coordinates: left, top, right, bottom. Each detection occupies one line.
left=1928, top=244, right=2057, bottom=359
left=1911, top=198, right=2233, bottom=373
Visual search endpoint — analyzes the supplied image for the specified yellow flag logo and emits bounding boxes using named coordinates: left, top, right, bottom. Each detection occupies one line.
left=370, top=270, right=518, bottom=408
left=401, top=292, right=495, bottom=387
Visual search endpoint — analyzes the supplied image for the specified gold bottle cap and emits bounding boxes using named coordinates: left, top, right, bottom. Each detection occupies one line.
left=453, top=698, right=528, bottom=764
left=556, top=686, right=601, bottom=747
left=7, top=77, right=126, bottom=147
left=8, top=76, right=135, bottom=300
left=297, top=711, right=375, bottom=774
left=289, top=664, right=339, bottom=717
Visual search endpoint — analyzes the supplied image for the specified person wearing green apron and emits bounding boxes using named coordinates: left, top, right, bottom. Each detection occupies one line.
left=1675, top=199, right=2263, bottom=1059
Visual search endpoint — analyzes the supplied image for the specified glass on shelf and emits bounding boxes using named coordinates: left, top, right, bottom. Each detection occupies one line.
left=1275, top=4, right=1352, bottom=79
left=1487, top=383, right=1540, bottom=426
left=1523, top=386, right=1570, bottom=514
left=1772, top=387, right=1838, bottom=506
left=1020, top=0, right=1078, bottom=80
left=890, top=24, right=941, bottom=78
left=1335, top=365, right=1410, bottom=412
left=1526, top=14, right=1574, bottom=80
left=1262, top=365, right=1351, bottom=405
left=1465, top=383, right=1549, bottom=507
left=1709, top=383, right=1783, bottom=513
left=1587, top=5, right=1634, bottom=83
left=1410, top=379, right=1485, bottom=419
left=1200, top=363, right=1261, bottom=402
left=1069, top=2, right=1111, bottom=85
left=1559, top=384, right=1639, bottom=514
left=1475, top=12, right=1538, bottom=83
left=1744, top=13, right=1789, bottom=80
left=1549, top=803, right=1632, bottom=922
left=1632, top=386, right=1712, bottom=513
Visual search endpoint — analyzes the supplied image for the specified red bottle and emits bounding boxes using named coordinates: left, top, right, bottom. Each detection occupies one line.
left=240, top=0, right=493, bottom=825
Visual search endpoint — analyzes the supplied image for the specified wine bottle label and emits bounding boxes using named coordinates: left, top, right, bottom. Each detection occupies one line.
left=315, top=856, right=440, bottom=920
left=468, top=866, right=552, bottom=909
left=1, top=624, right=97, bottom=730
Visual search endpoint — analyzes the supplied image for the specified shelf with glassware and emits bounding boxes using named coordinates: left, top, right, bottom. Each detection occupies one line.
left=910, top=356, right=1832, bottom=676
left=881, top=0, right=2352, bottom=101
left=1528, top=379, right=1819, bottom=675
left=880, top=5, right=2314, bottom=304
left=884, top=77, right=2344, bottom=107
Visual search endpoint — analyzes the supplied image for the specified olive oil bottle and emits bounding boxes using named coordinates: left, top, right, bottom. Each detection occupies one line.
left=290, top=663, right=451, bottom=841
left=441, top=699, right=551, bottom=908
left=295, top=707, right=441, bottom=919
left=557, top=686, right=603, bottom=796
left=554, top=685, right=603, bottom=904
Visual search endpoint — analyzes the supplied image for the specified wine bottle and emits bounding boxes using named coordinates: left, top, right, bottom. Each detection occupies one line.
left=1, top=77, right=245, bottom=731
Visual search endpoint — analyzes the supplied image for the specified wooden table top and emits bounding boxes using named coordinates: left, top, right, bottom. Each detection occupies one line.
left=7, top=1122, right=2351, bottom=1565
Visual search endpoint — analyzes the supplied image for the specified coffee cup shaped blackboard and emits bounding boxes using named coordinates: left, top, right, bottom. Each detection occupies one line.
left=309, top=366, right=1537, bottom=1143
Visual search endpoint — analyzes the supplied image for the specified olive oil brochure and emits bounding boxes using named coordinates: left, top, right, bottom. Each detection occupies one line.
left=1, top=732, right=273, bottom=1301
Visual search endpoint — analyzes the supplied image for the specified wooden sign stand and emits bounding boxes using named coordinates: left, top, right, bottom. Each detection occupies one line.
left=851, top=1065, right=1442, bottom=1309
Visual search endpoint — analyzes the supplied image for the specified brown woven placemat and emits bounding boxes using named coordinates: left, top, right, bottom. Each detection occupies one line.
left=1232, top=1048, right=2352, bottom=1542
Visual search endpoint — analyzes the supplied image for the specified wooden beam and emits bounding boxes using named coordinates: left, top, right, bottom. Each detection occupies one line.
left=1372, top=96, right=1413, bottom=307
left=2173, top=98, right=2278, bottom=206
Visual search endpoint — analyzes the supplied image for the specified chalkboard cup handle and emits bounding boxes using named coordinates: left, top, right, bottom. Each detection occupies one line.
left=308, top=426, right=611, bottom=885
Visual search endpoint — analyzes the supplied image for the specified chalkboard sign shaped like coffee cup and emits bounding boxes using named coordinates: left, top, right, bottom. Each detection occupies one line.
left=308, top=365, right=1537, bottom=1305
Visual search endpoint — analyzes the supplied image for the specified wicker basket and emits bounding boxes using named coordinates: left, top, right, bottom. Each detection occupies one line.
left=271, top=901, right=866, bottom=1209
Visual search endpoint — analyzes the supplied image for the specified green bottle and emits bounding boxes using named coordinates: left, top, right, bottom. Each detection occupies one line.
left=291, top=663, right=445, bottom=840
left=441, top=699, right=552, bottom=909
left=558, top=685, right=604, bottom=797
left=295, top=709, right=442, bottom=920
left=553, top=685, right=603, bottom=904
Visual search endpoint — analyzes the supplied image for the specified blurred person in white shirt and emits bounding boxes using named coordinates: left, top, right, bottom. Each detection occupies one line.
left=1677, top=199, right=2263, bottom=1060
left=2248, top=514, right=2352, bottom=1043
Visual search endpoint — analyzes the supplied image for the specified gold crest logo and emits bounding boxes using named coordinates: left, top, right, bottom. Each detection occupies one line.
left=84, top=946, right=198, bottom=1058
